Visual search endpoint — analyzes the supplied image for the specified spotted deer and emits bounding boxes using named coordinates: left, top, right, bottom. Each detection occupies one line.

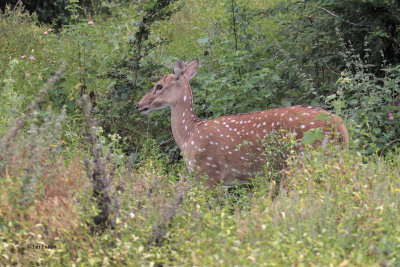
left=137, top=59, right=349, bottom=186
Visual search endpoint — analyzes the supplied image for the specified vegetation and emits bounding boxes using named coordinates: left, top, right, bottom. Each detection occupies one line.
left=0, top=0, right=399, bottom=265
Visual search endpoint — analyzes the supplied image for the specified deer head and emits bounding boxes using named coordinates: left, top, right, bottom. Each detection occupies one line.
left=136, top=59, right=199, bottom=114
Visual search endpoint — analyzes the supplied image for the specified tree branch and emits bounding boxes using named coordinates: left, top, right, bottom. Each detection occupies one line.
left=317, top=6, right=367, bottom=27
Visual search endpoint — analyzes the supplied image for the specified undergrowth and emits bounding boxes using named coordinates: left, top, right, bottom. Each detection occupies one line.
left=1, top=2, right=399, bottom=266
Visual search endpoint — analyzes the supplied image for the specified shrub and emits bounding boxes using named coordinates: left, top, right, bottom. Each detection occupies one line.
left=326, top=38, right=400, bottom=154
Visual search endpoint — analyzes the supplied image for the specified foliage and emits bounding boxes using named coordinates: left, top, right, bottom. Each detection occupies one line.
left=0, top=0, right=128, bottom=27
left=326, top=38, right=400, bottom=154
left=99, top=0, right=182, bottom=158
left=0, top=7, right=53, bottom=115
left=1, top=1, right=400, bottom=265
left=2, top=117, right=399, bottom=265
left=266, top=0, right=400, bottom=80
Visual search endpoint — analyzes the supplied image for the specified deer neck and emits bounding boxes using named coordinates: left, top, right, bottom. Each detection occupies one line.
left=170, top=83, right=202, bottom=150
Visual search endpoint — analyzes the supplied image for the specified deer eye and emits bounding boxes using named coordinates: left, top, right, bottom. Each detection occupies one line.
left=155, top=84, right=163, bottom=91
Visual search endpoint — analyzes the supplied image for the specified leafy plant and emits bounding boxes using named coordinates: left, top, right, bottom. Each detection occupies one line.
left=326, top=38, right=400, bottom=154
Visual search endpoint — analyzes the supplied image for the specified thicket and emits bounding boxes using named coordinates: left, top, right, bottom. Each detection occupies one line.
left=0, top=0, right=399, bottom=265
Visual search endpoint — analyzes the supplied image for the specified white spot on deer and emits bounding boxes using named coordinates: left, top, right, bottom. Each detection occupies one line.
left=228, top=151, right=233, bottom=154
left=281, top=113, right=285, bottom=117
left=200, top=136, right=203, bottom=139
left=182, top=119, right=185, bottom=124
left=274, top=113, right=277, bottom=116
left=301, top=125, right=306, bottom=129
left=210, top=141, right=214, bottom=145
left=289, top=117, right=293, bottom=121
left=225, top=146, right=229, bottom=149
left=212, top=164, right=217, bottom=168
left=257, top=147, right=262, bottom=151
left=224, top=163, right=228, bottom=168
left=185, top=126, right=188, bottom=130
left=310, top=122, right=315, bottom=125
left=231, top=120, right=236, bottom=122
left=220, top=134, right=224, bottom=137
left=231, top=138, right=235, bottom=142
left=227, top=135, right=230, bottom=138
left=183, top=95, right=187, bottom=102
left=271, top=122, right=275, bottom=127
left=206, top=162, right=211, bottom=166
left=293, top=131, right=298, bottom=136
left=250, top=130, right=254, bottom=134
left=263, top=122, right=267, bottom=125
left=257, top=124, right=261, bottom=128
left=234, top=128, right=237, bottom=131
left=191, top=141, right=195, bottom=145
left=216, top=170, right=220, bottom=174
left=277, top=122, right=280, bottom=125
left=253, top=123, right=256, bottom=127
left=240, top=156, right=245, bottom=160
left=206, top=135, right=209, bottom=139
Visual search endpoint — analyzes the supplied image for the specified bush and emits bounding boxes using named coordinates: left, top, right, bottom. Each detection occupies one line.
left=326, top=38, right=400, bottom=154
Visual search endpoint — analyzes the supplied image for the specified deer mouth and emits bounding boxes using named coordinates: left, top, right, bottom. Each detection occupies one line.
left=138, top=107, right=149, bottom=113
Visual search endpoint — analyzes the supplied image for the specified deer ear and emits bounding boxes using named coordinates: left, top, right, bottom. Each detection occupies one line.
left=186, top=59, right=199, bottom=80
left=174, top=59, right=185, bottom=78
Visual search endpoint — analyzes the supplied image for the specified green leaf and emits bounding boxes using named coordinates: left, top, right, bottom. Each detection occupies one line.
left=325, top=94, right=336, bottom=101
left=312, top=113, right=330, bottom=122
left=302, top=129, right=324, bottom=145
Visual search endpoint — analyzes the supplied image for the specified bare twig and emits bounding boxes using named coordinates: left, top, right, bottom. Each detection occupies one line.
left=317, top=6, right=367, bottom=27
left=12, top=0, right=22, bottom=12
left=379, top=139, right=400, bottom=157
left=149, top=180, right=189, bottom=246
